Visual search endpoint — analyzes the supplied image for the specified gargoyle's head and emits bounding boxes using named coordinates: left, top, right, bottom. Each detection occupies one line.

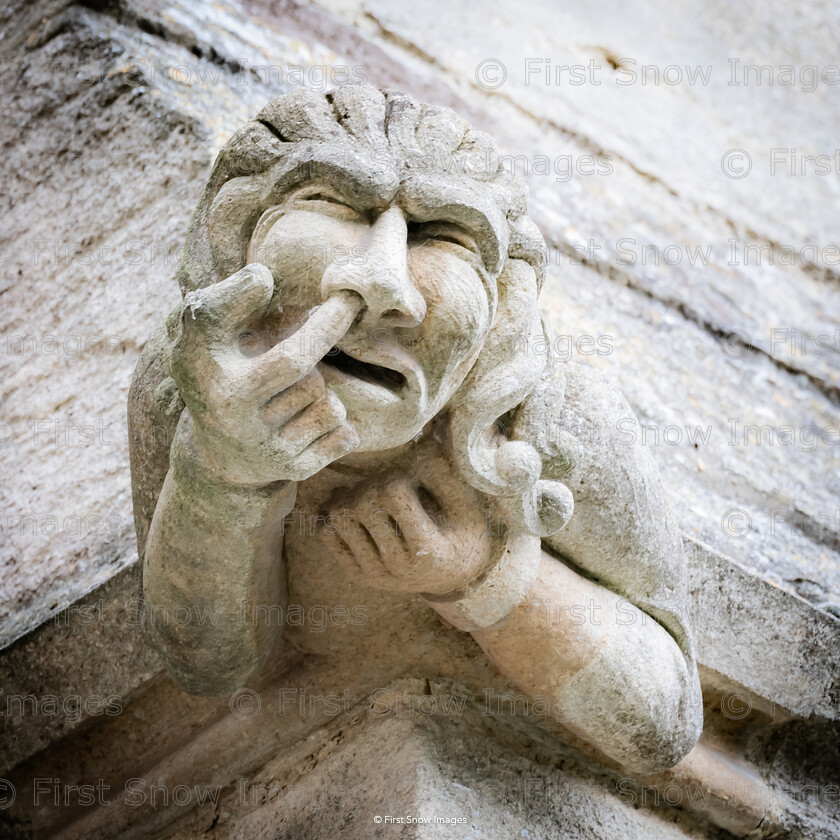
left=176, top=83, right=575, bottom=536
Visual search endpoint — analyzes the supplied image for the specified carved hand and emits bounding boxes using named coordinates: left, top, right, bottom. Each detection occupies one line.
left=168, top=263, right=363, bottom=484
left=322, top=452, right=499, bottom=596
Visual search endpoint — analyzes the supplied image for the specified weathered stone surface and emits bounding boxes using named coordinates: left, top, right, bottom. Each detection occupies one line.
left=3, top=0, right=839, bottom=653
left=1, top=0, right=838, bottom=838
left=127, top=80, right=709, bottom=776
left=5, top=669, right=834, bottom=839
left=0, top=563, right=160, bottom=775
left=3, top=530, right=835, bottom=779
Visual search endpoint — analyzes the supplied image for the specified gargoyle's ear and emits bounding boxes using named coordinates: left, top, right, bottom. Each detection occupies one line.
left=510, top=350, right=583, bottom=481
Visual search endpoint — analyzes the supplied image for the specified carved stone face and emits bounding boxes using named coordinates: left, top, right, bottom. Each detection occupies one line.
left=247, top=181, right=503, bottom=452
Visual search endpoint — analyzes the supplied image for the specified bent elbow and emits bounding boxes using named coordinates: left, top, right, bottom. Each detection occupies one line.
left=555, top=617, right=703, bottom=774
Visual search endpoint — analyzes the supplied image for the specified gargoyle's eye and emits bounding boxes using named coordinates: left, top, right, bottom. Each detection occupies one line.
left=409, top=221, right=481, bottom=258
left=291, top=190, right=362, bottom=220
left=300, top=192, right=348, bottom=205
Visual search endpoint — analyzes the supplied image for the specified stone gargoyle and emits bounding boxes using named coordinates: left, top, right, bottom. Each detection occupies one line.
left=128, top=83, right=703, bottom=774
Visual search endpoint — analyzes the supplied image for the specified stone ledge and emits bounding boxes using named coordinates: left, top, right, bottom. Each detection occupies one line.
left=685, top=536, right=840, bottom=720
left=2, top=535, right=837, bottom=777
left=8, top=674, right=835, bottom=839
left=154, top=690, right=732, bottom=840
left=1, top=677, right=757, bottom=839
left=0, top=562, right=161, bottom=774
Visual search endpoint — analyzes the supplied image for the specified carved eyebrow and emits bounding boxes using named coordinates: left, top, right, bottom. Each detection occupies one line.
left=408, top=206, right=503, bottom=273
left=266, top=160, right=394, bottom=219
left=274, top=169, right=508, bottom=272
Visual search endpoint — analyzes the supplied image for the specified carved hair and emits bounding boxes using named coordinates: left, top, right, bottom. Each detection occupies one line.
left=175, top=83, right=576, bottom=537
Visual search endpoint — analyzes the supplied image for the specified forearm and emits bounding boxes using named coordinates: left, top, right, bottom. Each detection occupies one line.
left=127, top=311, right=182, bottom=558
left=143, top=414, right=296, bottom=695
left=472, top=552, right=702, bottom=773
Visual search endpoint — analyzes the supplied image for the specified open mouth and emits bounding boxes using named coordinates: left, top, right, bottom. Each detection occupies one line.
left=321, top=348, right=407, bottom=392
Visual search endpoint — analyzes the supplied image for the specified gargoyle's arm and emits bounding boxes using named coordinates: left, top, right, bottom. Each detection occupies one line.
left=129, top=270, right=361, bottom=695
left=472, top=360, right=702, bottom=773
left=471, top=550, right=702, bottom=774
left=543, top=360, right=696, bottom=663
left=127, top=312, right=180, bottom=560
left=143, top=415, right=294, bottom=695
left=128, top=314, right=294, bottom=695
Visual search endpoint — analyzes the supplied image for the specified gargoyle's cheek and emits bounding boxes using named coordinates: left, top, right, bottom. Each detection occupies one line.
left=407, top=303, right=490, bottom=398
left=410, top=256, right=491, bottom=343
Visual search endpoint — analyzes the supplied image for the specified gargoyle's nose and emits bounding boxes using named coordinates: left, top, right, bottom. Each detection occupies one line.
left=321, top=206, right=426, bottom=328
